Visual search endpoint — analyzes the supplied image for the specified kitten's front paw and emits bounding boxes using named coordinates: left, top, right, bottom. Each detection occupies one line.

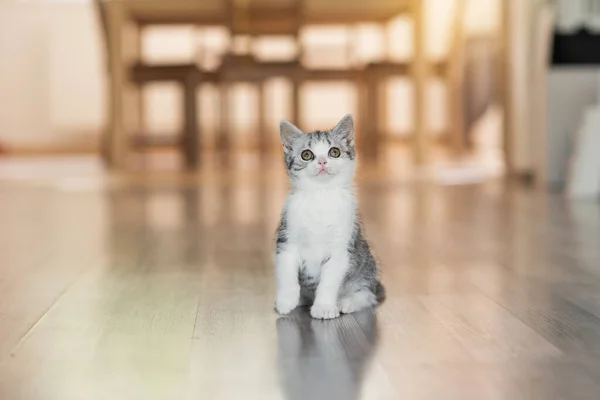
left=276, top=289, right=300, bottom=315
left=310, top=303, right=340, bottom=319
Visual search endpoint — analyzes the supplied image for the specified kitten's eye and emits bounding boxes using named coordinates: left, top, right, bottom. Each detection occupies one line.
left=328, top=147, right=341, bottom=158
left=301, top=150, right=314, bottom=161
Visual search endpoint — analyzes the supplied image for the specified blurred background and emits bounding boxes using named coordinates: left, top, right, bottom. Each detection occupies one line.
left=0, top=0, right=580, bottom=192
left=5, top=1, right=600, bottom=399
left=0, top=0, right=513, bottom=182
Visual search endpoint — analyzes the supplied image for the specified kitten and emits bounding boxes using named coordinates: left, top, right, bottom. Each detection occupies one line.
left=274, top=114, right=385, bottom=320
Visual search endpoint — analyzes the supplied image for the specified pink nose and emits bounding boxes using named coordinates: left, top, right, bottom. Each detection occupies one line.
left=317, top=157, right=327, bottom=166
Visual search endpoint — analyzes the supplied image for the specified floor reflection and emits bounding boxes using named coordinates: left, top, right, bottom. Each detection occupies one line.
left=277, top=308, right=379, bottom=400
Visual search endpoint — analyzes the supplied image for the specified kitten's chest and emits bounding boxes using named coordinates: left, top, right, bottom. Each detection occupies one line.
left=286, top=190, right=354, bottom=246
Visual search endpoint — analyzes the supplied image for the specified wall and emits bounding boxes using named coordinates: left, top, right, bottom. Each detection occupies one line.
left=0, top=2, right=104, bottom=148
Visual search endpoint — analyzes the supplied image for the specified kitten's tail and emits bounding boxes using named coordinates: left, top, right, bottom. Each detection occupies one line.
left=375, top=281, right=386, bottom=303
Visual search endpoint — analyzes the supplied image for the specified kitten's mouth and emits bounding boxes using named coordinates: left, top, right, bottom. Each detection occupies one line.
left=316, top=168, right=331, bottom=176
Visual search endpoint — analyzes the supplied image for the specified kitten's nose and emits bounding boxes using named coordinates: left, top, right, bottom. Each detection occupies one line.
left=317, top=156, right=327, bottom=166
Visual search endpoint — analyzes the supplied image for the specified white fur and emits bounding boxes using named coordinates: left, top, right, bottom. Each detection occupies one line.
left=339, top=289, right=376, bottom=314
left=276, top=135, right=358, bottom=319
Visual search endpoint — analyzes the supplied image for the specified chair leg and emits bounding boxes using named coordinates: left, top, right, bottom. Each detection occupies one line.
left=291, top=77, right=300, bottom=126
left=100, top=128, right=113, bottom=167
left=363, top=74, right=379, bottom=160
left=258, top=81, right=268, bottom=154
left=357, top=78, right=369, bottom=159
left=182, top=80, right=199, bottom=169
left=136, top=86, right=146, bottom=134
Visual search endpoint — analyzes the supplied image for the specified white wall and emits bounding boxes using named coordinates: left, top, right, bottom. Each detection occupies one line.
left=0, top=3, right=51, bottom=146
left=0, top=0, right=500, bottom=149
left=0, top=2, right=104, bottom=147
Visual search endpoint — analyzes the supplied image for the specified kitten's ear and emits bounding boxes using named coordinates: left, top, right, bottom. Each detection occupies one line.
left=333, top=114, right=355, bottom=146
left=280, top=120, right=303, bottom=152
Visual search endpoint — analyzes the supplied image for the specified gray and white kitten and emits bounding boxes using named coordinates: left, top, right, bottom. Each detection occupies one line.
left=275, top=114, right=384, bottom=320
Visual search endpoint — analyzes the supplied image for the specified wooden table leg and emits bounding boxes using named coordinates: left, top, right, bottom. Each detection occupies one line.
left=106, top=1, right=128, bottom=170
left=182, top=78, right=199, bottom=169
left=412, top=0, right=429, bottom=166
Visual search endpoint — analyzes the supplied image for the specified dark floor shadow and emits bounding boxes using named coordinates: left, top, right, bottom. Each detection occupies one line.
left=276, top=308, right=379, bottom=400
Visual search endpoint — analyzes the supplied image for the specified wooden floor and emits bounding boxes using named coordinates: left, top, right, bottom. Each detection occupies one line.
left=1, top=155, right=600, bottom=399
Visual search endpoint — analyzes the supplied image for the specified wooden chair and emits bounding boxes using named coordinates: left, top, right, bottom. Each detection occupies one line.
left=361, top=0, right=467, bottom=160
left=361, top=60, right=447, bottom=159
left=297, top=66, right=367, bottom=153
left=95, top=0, right=205, bottom=168
left=217, top=0, right=303, bottom=153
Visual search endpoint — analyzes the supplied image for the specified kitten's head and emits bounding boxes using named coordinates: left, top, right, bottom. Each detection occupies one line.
left=279, top=114, right=356, bottom=187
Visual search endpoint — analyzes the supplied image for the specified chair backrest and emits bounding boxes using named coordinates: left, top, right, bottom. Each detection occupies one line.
left=303, top=0, right=407, bottom=23
left=229, top=0, right=303, bottom=36
left=225, top=0, right=304, bottom=62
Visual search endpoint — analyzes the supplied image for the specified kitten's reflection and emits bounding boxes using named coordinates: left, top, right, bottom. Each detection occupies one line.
left=277, top=309, right=379, bottom=400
